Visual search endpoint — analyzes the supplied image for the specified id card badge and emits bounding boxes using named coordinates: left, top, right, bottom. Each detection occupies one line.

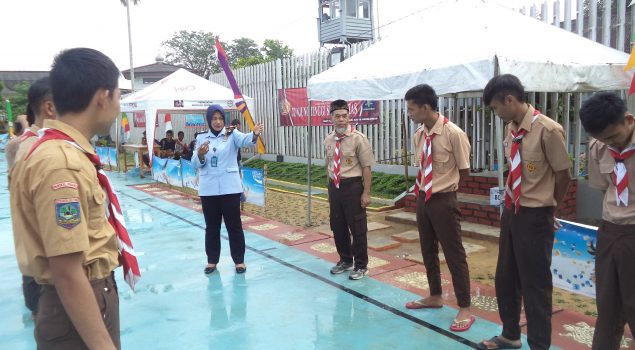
left=211, top=156, right=218, bottom=167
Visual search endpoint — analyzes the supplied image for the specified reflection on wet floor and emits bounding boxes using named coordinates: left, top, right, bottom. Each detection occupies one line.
left=0, top=155, right=522, bottom=350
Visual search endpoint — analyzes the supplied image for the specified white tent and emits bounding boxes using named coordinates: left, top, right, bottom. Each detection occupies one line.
left=305, top=0, right=633, bottom=222
left=307, top=0, right=632, bottom=101
left=120, top=68, right=254, bottom=158
left=118, top=74, right=132, bottom=91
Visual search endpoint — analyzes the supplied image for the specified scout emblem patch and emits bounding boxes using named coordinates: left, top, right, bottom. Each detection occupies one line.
left=526, top=162, right=536, bottom=173
left=345, top=157, right=353, bottom=166
left=55, top=198, right=81, bottom=229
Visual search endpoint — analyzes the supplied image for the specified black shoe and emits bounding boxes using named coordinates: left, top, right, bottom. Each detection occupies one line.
left=204, top=265, right=216, bottom=274
left=235, top=266, right=247, bottom=274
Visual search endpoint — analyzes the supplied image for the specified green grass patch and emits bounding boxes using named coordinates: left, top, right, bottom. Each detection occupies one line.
left=246, top=159, right=415, bottom=199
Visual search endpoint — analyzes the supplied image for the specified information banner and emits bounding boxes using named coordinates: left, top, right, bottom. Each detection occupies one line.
left=552, top=220, right=597, bottom=298
left=165, top=159, right=182, bottom=187
left=278, top=87, right=380, bottom=126
left=181, top=159, right=199, bottom=191
left=152, top=155, right=168, bottom=183
left=185, top=114, right=206, bottom=128
left=241, top=167, right=265, bottom=207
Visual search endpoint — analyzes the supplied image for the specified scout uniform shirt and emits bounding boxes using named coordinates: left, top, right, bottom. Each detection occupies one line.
left=413, top=115, right=471, bottom=193
left=9, top=119, right=119, bottom=284
left=588, top=129, right=635, bottom=225
left=324, top=127, right=375, bottom=180
left=12, top=125, right=41, bottom=168
left=503, top=105, right=570, bottom=207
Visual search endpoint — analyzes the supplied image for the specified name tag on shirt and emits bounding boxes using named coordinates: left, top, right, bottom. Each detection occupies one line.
left=211, top=156, right=218, bottom=167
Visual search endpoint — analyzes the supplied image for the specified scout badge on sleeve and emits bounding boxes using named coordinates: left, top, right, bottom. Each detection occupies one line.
left=55, top=198, right=81, bottom=229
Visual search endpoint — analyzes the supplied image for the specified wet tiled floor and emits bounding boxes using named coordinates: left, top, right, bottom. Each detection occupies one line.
left=4, top=154, right=632, bottom=349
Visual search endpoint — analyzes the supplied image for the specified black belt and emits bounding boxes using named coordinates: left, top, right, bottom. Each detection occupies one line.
left=329, top=176, right=362, bottom=186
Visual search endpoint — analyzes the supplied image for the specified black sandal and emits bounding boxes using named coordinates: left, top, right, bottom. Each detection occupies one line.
left=204, top=265, right=216, bottom=274
left=477, top=336, right=522, bottom=350
left=235, top=265, right=247, bottom=274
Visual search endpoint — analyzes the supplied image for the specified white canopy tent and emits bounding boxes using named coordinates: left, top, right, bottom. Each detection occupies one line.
left=305, top=0, right=632, bottom=225
left=120, top=68, right=254, bottom=160
left=308, top=0, right=631, bottom=100
left=118, top=74, right=132, bottom=91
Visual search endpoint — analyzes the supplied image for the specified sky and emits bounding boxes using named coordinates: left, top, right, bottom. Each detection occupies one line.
left=2, top=0, right=562, bottom=72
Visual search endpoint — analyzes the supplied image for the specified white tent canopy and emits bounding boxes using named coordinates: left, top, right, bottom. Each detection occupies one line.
left=120, top=68, right=254, bottom=158
left=308, top=0, right=632, bottom=101
left=118, top=74, right=132, bottom=91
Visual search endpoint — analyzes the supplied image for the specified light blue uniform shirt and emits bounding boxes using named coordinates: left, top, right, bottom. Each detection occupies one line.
left=193, top=128, right=257, bottom=196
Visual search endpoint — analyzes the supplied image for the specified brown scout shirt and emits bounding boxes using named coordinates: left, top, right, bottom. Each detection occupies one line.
left=413, top=114, right=471, bottom=194
left=504, top=105, right=570, bottom=208
left=324, top=127, right=375, bottom=179
left=12, top=125, right=41, bottom=169
left=5, top=135, right=22, bottom=169
left=588, top=130, right=635, bottom=225
left=9, top=119, right=119, bottom=284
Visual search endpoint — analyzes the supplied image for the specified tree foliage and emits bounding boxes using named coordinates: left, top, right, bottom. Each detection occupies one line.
left=10, top=82, right=30, bottom=116
left=262, top=39, right=294, bottom=61
left=162, top=31, right=296, bottom=75
left=231, top=38, right=294, bottom=69
left=227, top=38, right=261, bottom=66
left=162, top=30, right=220, bottom=79
left=119, top=0, right=140, bottom=6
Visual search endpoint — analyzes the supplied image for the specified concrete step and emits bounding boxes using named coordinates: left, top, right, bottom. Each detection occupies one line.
left=385, top=211, right=500, bottom=242
left=367, top=222, right=391, bottom=232
left=457, top=192, right=491, bottom=206
left=391, top=230, right=420, bottom=243
left=368, top=237, right=401, bottom=251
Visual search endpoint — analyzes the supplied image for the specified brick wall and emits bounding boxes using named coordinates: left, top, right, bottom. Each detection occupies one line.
left=459, top=202, right=501, bottom=227
left=458, top=174, right=499, bottom=196
left=399, top=175, right=578, bottom=227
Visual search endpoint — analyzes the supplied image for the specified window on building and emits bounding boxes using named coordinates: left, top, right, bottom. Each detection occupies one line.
left=331, top=0, right=340, bottom=18
left=358, top=0, right=370, bottom=19
left=143, top=77, right=161, bottom=85
left=346, top=0, right=357, bottom=17
left=321, top=0, right=330, bottom=21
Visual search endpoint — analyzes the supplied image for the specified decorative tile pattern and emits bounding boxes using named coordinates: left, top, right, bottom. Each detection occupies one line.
left=394, top=272, right=449, bottom=290
left=162, top=194, right=184, bottom=199
left=367, top=256, right=389, bottom=269
left=248, top=223, right=279, bottom=231
left=559, top=322, right=632, bottom=348
left=470, top=295, right=499, bottom=312
left=310, top=243, right=337, bottom=253
left=277, top=232, right=306, bottom=241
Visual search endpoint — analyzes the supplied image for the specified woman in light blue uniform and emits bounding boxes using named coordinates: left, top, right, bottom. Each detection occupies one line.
left=193, top=104, right=263, bottom=274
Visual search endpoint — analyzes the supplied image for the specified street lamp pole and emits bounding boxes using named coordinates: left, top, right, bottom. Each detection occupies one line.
left=126, top=0, right=136, bottom=92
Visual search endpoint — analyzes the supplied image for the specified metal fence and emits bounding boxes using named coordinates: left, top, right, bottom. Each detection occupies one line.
left=210, top=0, right=632, bottom=176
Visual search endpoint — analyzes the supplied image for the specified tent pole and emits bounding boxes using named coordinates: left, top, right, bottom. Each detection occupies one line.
left=307, top=100, right=313, bottom=227
left=401, top=110, right=409, bottom=192
left=496, top=115, right=505, bottom=216
left=115, top=117, right=120, bottom=172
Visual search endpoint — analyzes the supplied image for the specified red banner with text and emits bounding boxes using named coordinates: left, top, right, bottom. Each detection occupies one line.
left=278, top=87, right=380, bottom=126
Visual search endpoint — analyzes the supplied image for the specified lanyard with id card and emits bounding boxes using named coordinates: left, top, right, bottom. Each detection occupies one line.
left=210, top=140, right=219, bottom=167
